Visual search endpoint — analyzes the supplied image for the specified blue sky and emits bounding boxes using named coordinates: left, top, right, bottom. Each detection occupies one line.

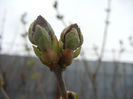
left=0, top=0, right=133, bottom=62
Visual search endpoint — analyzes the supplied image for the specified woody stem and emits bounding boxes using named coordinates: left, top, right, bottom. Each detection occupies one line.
left=54, top=65, right=68, bottom=99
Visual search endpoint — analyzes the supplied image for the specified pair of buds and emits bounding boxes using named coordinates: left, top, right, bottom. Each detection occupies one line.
left=28, top=15, right=83, bottom=70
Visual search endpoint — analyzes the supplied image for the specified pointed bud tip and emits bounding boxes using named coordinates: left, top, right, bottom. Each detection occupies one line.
left=33, top=15, right=47, bottom=32
left=65, top=23, right=78, bottom=34
left=60, top=23, right=83, bottom=51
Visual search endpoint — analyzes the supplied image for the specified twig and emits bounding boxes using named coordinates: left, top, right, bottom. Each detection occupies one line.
left=54, top=66, right=68, bottom=99
left=111, top=43, right=124, bottom=99
left=0, top=86, right=10, bottom=99
left=53, top=0, right=67, bottom=27
left=0, top=10, right=6, bottom=52
left=112, top=61, right=118, bottom=99
left=0, top=65, right=10, bottom=99
left=99, top=0, right=112, bottom=60
left=92, top=77, right=98, bottom=99
left=83, top=0, right=112, bottom=99
left=123, top=66, right=127, bottom=99
left=95, top=0, right=112, bottom=74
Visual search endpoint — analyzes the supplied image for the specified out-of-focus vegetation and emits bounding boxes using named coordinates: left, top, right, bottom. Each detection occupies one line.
left=0, top=0, right=133, bottom=99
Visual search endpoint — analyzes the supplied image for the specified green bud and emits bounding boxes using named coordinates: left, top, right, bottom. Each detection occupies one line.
left=28, top=16, right=60, bottom=70
left=60, top=24, right=83, bottom=51
left=59, top=91, right=78, bottom=99
left=67, top=91, right=78, bottom=99
left=28, top=16, right=83, bottom=70
left=33, top=46, right=59, bottom=70
left=40, top=49, right=59, bottom=70
left=0, top=75, right=4, bottom=86
left=59, top=49, right=73, bottom=67
left=60, top=24, right=83, bottom=58
left=73, top=47, right=81, bottom=58
left=28, top=15, right=58, bottom=52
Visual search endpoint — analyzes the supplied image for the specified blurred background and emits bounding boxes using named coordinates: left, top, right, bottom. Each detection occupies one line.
left=0, top=0, right=133, bottom=99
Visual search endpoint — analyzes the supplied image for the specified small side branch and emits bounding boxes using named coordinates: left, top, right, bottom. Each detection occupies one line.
left=0, top=86, right=10, bottom=99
